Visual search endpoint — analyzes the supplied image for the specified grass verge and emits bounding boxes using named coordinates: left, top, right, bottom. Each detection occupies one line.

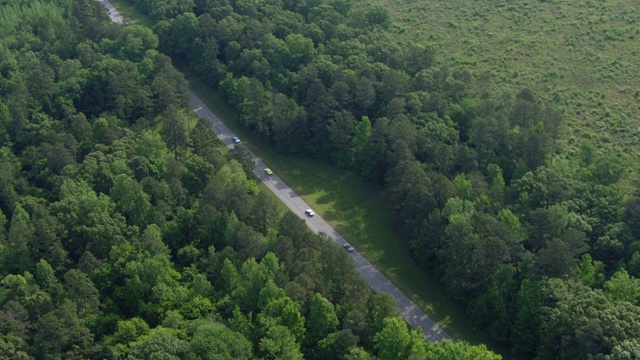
left=107, top=1, right=506, bottom=355
left=185, top=72, right=505, bottom=353
left=107, top=0, right=153, bottom=27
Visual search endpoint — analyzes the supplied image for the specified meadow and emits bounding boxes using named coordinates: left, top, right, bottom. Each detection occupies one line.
left=359, top=0, right=640, bottom=156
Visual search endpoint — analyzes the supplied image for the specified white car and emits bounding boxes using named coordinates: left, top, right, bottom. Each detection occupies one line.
left=305, top=209, right=315, bottom=217
left=343, top=243, right=354, bottom=252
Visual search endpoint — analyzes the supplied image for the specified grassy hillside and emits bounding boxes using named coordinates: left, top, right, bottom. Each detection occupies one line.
left=361, top=0, right=640, bottom=155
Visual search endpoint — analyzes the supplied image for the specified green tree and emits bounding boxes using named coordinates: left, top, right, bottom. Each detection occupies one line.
left=511, top=278, right=542, bottom=357
left=469, top=264, right=518, bottom=342
left=574, top=254, right=605, bottom=288
left=31, top=212, right=69, bottom=272
left=306, top=292, right=339, bottom=343
left=5, top=205, right=34, bottom=274
left=351, top=115, right=372, bottom=167
left=496, top=208, right=525, bottom=242
left=606, top=339, right=640, bottom=360
left=424, top=340, right=502, bottom=360
left=538, top=278, right=640, bottom=359
left=604, top=269, right=640, bottom=305
left=189, top=322, right=253, bottom=360
left=373, top=316, right=426, bottom=360
left=156, top=12, right=199, bottom=58
left=114, top=317, right=150, bottom=343
left=0, top=334, right=30, bottom=360
left=161, top=107, right=190, bottom=159
left=258, top=325, right=303, bottom=360
left=63, top=269, right=101, bottom=318
left=111, top=174, right=153, bottom=228
left=35, top=259, right=57, bottom=292
left=135, top=129, right=170, bottom=177
left=128, top=332, right=189, bottom=360
left=53, top=179, right=128, bottom=260
left=190, top=118, right=222, bottom=161
left=32, top=299, right=94, bottom=359
left=116, top=25, right=159, bottom=62
left=452, top=173, right=474, bottom=201
left=0, top=103, right=11, bottom=147
left=259, top=296, right=306, bottom=343
left=441, top=215, right=509, bottom=298
left=284, top=33, right=315, bottom=68
left=363, top=293, right=398, bottom=346
left=316, top=330, right=359, bottom=359
left=143, top=0, right=196, bottom=21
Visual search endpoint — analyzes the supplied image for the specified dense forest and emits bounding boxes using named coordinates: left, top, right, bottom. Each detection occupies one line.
left=0, top=0, right=503, bottom=359
left=116, top=0, right=640, bottom=359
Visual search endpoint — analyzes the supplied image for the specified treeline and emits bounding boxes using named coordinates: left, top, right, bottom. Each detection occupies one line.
left=127, top=0, right=640, bottom=358
left=0, top=0, right=500, bottom=359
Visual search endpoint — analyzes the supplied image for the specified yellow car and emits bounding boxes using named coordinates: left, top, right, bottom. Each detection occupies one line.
left=264, top=168, right=273, bottom=175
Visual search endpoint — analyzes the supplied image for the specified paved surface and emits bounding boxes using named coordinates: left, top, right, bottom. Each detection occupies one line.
left=98, top=1, right=451, bottom=342
left=187, top=89, right=451, bottom=342
left=96, top=0, right=123, bottom=23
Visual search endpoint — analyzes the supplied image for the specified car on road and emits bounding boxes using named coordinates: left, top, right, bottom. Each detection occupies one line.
left=305, top=209, right=315, bottom=217
left=264, top=168, right=273, bottom=175
left=231, top=136, right=240, bottom=143
left=343, top=243, right=354, bottom=252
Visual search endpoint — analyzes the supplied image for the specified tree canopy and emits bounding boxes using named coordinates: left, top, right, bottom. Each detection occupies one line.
left=0, top=0, right=503, bottom=358
left=122, top=0, right=640, bottom=358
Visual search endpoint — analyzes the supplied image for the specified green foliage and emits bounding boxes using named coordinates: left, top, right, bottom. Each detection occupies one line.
left=53, top=179, right=128, bottom=259
left=574, top=254, right=606, bottom=288
left=258, top=325, right=303, bottom=360
left=604, top=269, right=640, bottom=305
left=128, top=332, right=189, bottom=360
left=373, top=316, right=426, bottom=360
left=442, top=197, right=475, bottom=223
left=5, top=0, right=640, bottom=359
left=32, top=299, right=94, bottom=359
left=424, top=339, right=502, bottom=360
left=116, top=25, right=159, bottom=61
left=306, top=293, right=339, bottom=343
left=538, top=278, right=640, bottom=359
left=453, top=173, right=474, bottom=201
left=189, top=322, right=253, bottom=360
left=496, top=208, right=524, bottom=242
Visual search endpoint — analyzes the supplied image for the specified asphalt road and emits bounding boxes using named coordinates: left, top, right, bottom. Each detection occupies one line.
left=95, top=0, right=123, bottom=23
left=98, top=0, right=451, bottom=343
left=187, top=89, right=451, bottom=342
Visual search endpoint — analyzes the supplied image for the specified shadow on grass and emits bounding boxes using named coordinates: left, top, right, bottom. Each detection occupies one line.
left=183, top=68, right=507, bottom=356
left=108, top=0, right=153, bottom=27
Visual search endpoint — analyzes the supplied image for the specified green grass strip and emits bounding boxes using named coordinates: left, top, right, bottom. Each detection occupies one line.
left=107, top=2, right=507, bottom=354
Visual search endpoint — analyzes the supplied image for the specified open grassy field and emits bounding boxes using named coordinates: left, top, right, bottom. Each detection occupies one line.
left=360, top=0, right=640, bottom=156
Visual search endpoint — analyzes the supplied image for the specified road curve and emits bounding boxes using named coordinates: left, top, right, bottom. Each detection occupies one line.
left=97, top=0, right=451, bottom=342
left=187, top=89, right=451, bottom=342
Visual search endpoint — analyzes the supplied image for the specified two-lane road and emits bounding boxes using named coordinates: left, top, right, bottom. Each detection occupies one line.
left=97, top=0, right=450, bottom=341
left=95, top=0, right=123, bottom=23
left=97, top=0, right=451, bottom=341
left=188, top=89, right=451, bottom=342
